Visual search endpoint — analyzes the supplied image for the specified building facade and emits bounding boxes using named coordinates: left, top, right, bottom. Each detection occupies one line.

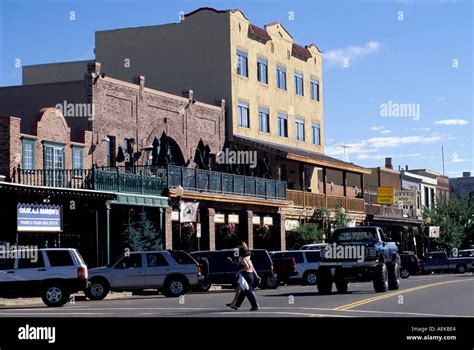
left=450, top=172, right=474, bottom=199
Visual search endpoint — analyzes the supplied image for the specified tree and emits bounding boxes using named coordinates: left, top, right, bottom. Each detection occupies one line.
left=310, top=205, right=349, bottom=240
left=422, top=198, right=474, bottom=251
left=122, top=208, right=162, bottom=251
left=286, top=223, right=324, bottom=250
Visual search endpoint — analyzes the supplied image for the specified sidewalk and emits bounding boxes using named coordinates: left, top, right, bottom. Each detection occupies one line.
left=0, top=285, right=226, bottom=307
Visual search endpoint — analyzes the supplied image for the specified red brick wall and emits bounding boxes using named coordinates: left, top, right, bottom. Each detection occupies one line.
left=379, top=169, right=402, bottom=190
left=0, top=117, right=21, bottom=179
left=90, top=75, right=225, bottom=168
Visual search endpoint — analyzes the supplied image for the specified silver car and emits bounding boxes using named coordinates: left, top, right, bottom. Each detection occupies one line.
left=85, top=250, right=202, bottom=300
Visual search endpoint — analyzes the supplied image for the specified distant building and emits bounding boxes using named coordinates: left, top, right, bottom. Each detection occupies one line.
left=450, top=172, right=474, bottom=199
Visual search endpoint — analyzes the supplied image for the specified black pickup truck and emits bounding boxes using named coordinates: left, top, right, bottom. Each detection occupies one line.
left=190, top=249, right=278, bottom=291
left=317, top=226, right=400, bottom=294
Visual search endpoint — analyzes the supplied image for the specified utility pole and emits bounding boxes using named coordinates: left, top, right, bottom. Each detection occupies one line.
left=338, top=145, right=351, bottom=162
left=441, top=146, right=445, bottom=176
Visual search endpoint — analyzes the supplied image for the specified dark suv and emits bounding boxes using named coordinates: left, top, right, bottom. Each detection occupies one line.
left=190, top=249, right=277, bottom=291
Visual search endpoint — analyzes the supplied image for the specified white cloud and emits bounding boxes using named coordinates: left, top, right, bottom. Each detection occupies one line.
left=409, top=127, right=431, bottom=132
left=370, top=126, right=384, bottom=131
left=434, top=119, right=469, bottom=126
left=451, top=152, right=470, bottom=163
left=380, top=129, right=391, bottom=134
left=324, top=41, right=381, bottom=68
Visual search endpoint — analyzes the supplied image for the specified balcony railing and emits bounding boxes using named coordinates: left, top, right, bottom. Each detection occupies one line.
left=13, top=165, right=287, bottom=200
left=287, top=189, right=365, bottom=212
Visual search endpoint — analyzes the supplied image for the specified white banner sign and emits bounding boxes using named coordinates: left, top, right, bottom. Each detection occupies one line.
left=228, top=214, right=239, bottom=224
left=171, top=211, right=179, bottom=221
left=263, top=216, right=273, bottom=226
left=179, top=202, right=199, bottom=223
left=252, top=216, right=261, bottom=225
left=429, top=226, right=440, bottom=238
left=214, top=214, right=225, bottom=224
left=394, top=190, right=416, bottom=207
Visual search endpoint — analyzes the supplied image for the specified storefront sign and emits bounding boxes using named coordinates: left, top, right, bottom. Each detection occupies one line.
left=228, top=214, right=239, bottom=224
left=179, top=201, right=199, bottom=223
left=17, top=205, right=62, bottom=232
left=252, top=216, right=261, bottom=225
left=214, top=214, right=225, bottom=224
left=394, top=190, right=416, bottom=207
left=285, top=220, right=299, bottom=231
left=429, top=226, right=440, bottom=238
left=377, top=187, right=394, bottom=205
left=263, top=216, right=273, bottom=226
left=171, top=211, right=180, bottom=221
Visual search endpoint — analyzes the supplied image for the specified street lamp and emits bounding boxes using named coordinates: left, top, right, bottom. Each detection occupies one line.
left=176, top=185, right=184, bottom=240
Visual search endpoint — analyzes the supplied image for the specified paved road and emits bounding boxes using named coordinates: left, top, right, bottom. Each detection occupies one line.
left=0, top=274, right=472, bottom=317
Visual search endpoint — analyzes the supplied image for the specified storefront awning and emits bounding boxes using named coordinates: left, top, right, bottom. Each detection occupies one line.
left=233, top=135, right=370, bottom=174
left=111, top=193, right=170, bottom=208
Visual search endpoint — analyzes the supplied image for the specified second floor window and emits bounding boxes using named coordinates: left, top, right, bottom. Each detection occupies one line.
left=236, top=50, right=248, bottom=77
left=72, top=147, right=83, bottom=170
left=312, top=122, right=321, bottom=145
left=238, top=101, right=249, bottom=128
left=278, top=113, right=288, bottom=137
left=295, top=72, right=304, bottom=96
left=276, top=65, right=287, bottom=90
left=22, top=139, right=35, bottom=170
left=257, top=57, right=268, bottom=84
left=259, top=107, right=270, bottom=133
left=310, top=79, right=320, bottom=101
left=296, top=119, right=305, bottom=141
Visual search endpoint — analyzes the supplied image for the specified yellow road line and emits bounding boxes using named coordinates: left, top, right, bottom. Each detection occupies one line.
left=335, top=278, right=474, bottom=311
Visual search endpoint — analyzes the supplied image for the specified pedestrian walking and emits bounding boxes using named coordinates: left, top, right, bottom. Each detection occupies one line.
left=226, top=241, right=249, bottom=308
left=230, top=248, right=260, bottom=311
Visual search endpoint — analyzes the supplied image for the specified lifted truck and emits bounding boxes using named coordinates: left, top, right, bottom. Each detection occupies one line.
left=317, top=226, right=400, bottom=294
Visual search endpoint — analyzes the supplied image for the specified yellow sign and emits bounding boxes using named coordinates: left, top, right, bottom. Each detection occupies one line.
left=377, top=187, right=394, bottom=205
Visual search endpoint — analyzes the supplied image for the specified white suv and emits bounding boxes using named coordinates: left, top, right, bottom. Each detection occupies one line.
left=85, top=250, right=202, bottom=300
left=271, top=250, right=321, bottom=285
left=0, top=248, right=88, bottom=307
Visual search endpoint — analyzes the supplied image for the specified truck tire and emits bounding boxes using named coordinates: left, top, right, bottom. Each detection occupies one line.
left=387, top=262, right=400, bottom=290
left=456, top=264, right=467, bottom=274
left=302, top=270, right=318, bottom=286
left=373, top=263, right=389, bottom=293
left=334, top=268, right=349, bottom=293
left=41, top=282, right=70, bottom=307
left=316, top=267, right=333, bottom=294
left=262, top=274, right=279, bottom=289
left=85, top=278, right=109, bottom=300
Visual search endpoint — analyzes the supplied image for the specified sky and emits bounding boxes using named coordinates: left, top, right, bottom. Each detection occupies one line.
left=0, top=0, right=472, bottom=177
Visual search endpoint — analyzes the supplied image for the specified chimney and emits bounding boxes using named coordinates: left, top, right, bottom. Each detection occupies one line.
left=385, top=157, right=393, bottom=169
left=463, top=171, right=471, bottom=178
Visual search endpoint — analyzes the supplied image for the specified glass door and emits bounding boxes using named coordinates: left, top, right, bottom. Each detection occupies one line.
left=44, top=145, right=64, bottom=187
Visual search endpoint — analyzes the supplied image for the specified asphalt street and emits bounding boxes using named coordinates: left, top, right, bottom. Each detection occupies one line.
left=0, top=273, right=472, bottom=317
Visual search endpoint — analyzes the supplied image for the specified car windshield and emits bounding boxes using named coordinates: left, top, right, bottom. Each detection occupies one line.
left=334, top=229, right=378, bottom=242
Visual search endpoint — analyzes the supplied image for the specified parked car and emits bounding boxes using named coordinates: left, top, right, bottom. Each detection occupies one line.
left=190, top=249, right=278, bottom=291
left=458, top=249, right=474, bottom=258
left=301, top=243, right=328, bottom=251
left=0, top=248, right=88, bottom=307
left=420, top=251, right=473, bottom=274
left=84, top=250, right=202, bottom=300
left=271, top=250, right=320, bottom=285
left=268, top=254, right=297, bottom=284
left=399, top=252, right=421, bottom=278
left=317, top=226, right=400, bottom=294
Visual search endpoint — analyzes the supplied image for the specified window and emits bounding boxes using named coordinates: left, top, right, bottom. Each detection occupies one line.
left=147, top=253, right=169, bottom=267
left=276, top=65, right=287, bottom=90
left=259, top=107, right=270, bottom=133
left=236, top=49, right=248, bottom=77
left=296, top=118, right=305, bottom=141
left=115, top=254, right=142, bottom=269
left=22, top=139, right=35, bottom=170
left=278, top=113, right=288, bottom=137
left=169, top=251, right=196, bottom=265
left=424, top=187, right=429, bottom=207
left=44, top=143, right=65, bottom=187
left=46, top=250, right=74, bottom=267
left=305, top=251, right=321, bottom=263
left=312, top=122, right=321, bottom=145
left=295, top=72, right=304, bottom=96
left=18, top=252, right=45, bottom=269
left=238, top=101, right=249, bottom=128
left=72, top=146, right=83, bottom=176
left=257, top=57, right=268, bottom=84
left=310, top=79, right=320, bottom=101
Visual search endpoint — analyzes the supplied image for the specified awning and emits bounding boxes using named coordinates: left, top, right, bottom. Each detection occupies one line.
left=111, top=193, right=170, bottom=208
left=233, top=135, right=370, bottom=174
left=369, top=215, right=423, bottom=225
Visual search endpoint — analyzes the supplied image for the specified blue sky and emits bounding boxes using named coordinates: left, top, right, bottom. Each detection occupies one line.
left=0, top=0, right=472, bottom=177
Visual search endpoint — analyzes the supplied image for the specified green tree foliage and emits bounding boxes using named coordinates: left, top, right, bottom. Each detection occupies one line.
left=422, top=198, right=474, bottom=250
left=122, top=208, right=162, bottom=251
left=286, top=223, right=324, bottom=250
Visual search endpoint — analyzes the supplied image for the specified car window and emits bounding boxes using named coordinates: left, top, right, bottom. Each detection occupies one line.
left=305, top=251, right=320, bottom=263
left=46, top=250, right=74, bottom=267
left=288, top=252, right=304, bottom=263
left=17, top=252, right=45, bottom=269
left=115, top=255, right=142, bottom=269
left=250, top=251, right=270, bottom=265
left=147, top=253, right=169, bottom=267
left=169, top=251, right=197, bottom=265
left=0, top=258, right=15, bottom=270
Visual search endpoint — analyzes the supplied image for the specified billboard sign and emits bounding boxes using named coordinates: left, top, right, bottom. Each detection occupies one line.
left=17, top=205, right=62, bottom=232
